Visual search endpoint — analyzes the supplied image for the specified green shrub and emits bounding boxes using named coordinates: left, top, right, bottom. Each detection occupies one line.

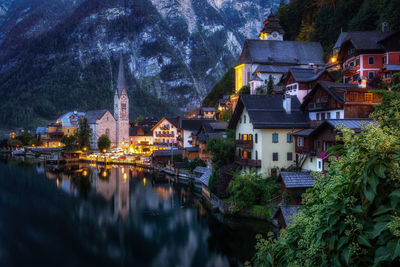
left=252, top=205, right=270, bottom=220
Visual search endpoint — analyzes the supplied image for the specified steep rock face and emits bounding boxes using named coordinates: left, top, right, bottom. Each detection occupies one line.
left=0, top=0, right=282, bottom=128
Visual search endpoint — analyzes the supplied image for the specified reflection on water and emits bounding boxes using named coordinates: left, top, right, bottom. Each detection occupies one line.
left=0, top=159, right=272, bottom=267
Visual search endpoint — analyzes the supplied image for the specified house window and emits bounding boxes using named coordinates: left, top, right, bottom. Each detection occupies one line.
left=243, top=134, right=248, bottom=141
left=350, top=62, right=354, bottom=66
left=255, top=134, right=258, bottom=144
left=368, top=56, right=375, bottom=65
left=318, top=160, right=322, bottom=169
left=356, top=59, right=360, bottom=66
left=327, top=112, right=331, bottom=119
left=287, top=134, right=292, bottom=143
left=238, top=133, right=241, bottom=140
left=368, top=72, right=375, bottom=79
left=256, top=151, right=258, bottom=160
left=365, top=93, right=373, bottom=103
left=272, top=152, right=278, bottom=161
left=106, top=129, right=110, bottom=137
left=287, top=152, right=293, bottom=161
left=240, top=117, right=242, bottom=123
left=353, top=74, right=359, bottom=82
left=272, top=133, right=279, bottom=143
left=321, top=113, right=326, bottom=120
left=297, top=137, right=304, bottom=147
left=336, top=111, right=340, bottom=119
left=349, top=92, right=358, bottom=102
left=316, top=113, right=320, bottom=120
left=244, top=115, right=246, bottom=123
left=383, top=56, right=386, bottom=64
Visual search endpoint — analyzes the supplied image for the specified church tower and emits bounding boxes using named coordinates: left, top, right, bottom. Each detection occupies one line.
left=258, top=13, right=285, bottom=41
left=114, top=54, right=130, bottom=149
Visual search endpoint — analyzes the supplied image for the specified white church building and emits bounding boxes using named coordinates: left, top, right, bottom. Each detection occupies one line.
left=87, top=54, right=130, bottom=150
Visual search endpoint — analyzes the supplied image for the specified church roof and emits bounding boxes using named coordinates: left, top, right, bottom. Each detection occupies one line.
left=86, top=109, right=108, bottom=124
left=237, top=40, right=325, bottom=66
left=117, top=54, right=126, bottom=97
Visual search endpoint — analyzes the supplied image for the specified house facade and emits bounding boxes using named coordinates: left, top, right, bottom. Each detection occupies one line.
left=229, top=95, right=309, bottom=176
left=151, top=117, right=180, bottom=148
left=57, top=111, right=86, bottom=136
left=87, top=110, right=117, bottom=149
left=300, top=81, right=381, bottom=127
left=335, top=29, right=400, bottom=84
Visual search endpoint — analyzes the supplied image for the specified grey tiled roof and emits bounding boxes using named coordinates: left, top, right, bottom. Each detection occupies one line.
left=181, top=118, right=215, bottom=131
left=280, top=205, right=301, bottom=226
left=201, top=107, right=216, bottom=112
left=335, top=31, right=392, bottom=51
left=293, top=128, right=314, bottom=137
left=281, top=172, right=314, bottom=188
left=251, top=74, right=263, bottom=81
left=230, top=95, right=310, bottom=129
left=152, top=149, right=182, bottom=157
left=86, top=109, right=108, bottom=124
left=326, top=119, right=376, bottom=131
left=194, top=167, right=212, bottom=187
left=185, top=146, right=199, bottom=152
left=208, top=122, right=227, bottom=131
left=129, top=126, right=153, bottom=136
left=238, top=40, right=325, bottom=66
left=288, top=67, right=328, bottom=82
left=255, top=65, right=293, bottom=74
left=384, top=64, right=400, bottom=71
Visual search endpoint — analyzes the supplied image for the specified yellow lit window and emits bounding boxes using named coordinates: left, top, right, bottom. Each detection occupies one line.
left=365, top=93, right=373, bottom=103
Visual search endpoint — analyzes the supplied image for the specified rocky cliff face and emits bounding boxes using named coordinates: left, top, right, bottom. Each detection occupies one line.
left=0, top=0, right=282, bottom=127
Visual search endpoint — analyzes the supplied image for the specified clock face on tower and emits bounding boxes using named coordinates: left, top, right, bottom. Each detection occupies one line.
left=272, top=32, right=278, bottom=39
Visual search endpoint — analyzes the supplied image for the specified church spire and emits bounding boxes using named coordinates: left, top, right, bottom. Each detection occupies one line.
left=117, top=53, right=126, bottom=97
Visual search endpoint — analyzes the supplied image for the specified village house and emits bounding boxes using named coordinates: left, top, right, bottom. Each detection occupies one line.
left=300, top=81, right=381, bottom=128
left=282, top=68, right=334, bottom=103
left=190, top=121, right=227, bottom=165
left=57, top=111, right=86, bottom=136
left=86, top=54, right=130, bottom=150
left=334, top=28, right=400, bottom=85
left=294, top=119, right=375, bottom=172
left=180, top=118, right=215, bottom=149
left=129, top=125, right=153, bottom=154
left=234, top=13, right=325, bottom=102
left=151, top=117, right=180, bottom=148
left=43, top=122, right=64, bottom=148
left=228, top=95, right=309, bottom=176
left=278, top=172, right=314, bottom=205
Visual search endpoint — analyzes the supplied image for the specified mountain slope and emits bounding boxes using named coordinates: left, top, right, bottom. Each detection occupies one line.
left=0, top=0, right=283, bottom=128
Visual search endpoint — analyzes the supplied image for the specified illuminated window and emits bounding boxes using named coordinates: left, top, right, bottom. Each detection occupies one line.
left=365, top=93, right=373, bottom=103
left=272, top=133, right=278, bottom=143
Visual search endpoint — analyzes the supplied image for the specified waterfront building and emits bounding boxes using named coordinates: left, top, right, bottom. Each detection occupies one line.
left=228, top=95, right=309, bottom=176
left=334, top=28, right=400, bottom=85
left=43, top=122, right=64, bottom=147
left=57, top=111, right=86, bottom=136
left=129, top=125, right=153, bottom=155
left=151, top=117, right=180, bottom=148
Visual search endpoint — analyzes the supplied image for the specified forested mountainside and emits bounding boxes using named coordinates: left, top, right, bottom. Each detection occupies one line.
left=277, top=0, right=400, bottom=55
left=0, top=0, right=283, bottom=128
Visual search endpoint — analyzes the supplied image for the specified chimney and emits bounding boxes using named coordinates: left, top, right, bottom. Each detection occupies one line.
left=382, top=22, right=389, bottom=32
left=283, top=94, right=291, bottom=114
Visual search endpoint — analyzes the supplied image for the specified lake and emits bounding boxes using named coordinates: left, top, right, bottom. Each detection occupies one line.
left=0, top=157, right=272, bottom=266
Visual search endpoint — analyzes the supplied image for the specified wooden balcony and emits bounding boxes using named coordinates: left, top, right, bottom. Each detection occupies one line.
left=234, top=157, right=261, bottom=168
left=235, top=139, right=253, bottom=149
left=308, top=102, right=329, bottom=111
left=155, top=133, right=175, bottom=137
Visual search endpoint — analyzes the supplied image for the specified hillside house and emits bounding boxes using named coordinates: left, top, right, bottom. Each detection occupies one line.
left=151, top=117, right=180, bottom=148
left=228, top=95, right=309, bottom=176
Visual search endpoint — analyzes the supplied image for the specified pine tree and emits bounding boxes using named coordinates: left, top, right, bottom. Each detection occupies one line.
left=267, top=75, right=274, bottom=95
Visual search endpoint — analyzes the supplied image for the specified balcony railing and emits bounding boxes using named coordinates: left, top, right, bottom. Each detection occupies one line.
left=234, top=157, right=261, bottom=168
left=235, top=139, right=253, bottom=149
left=155, top=133, right=175, bottom=137
left=308, top=102, right=329, bottom=111
left=160, top=125, right=170, bottom=131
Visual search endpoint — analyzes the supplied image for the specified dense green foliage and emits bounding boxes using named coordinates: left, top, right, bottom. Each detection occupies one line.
left=61, top=135, right=78, bottom=151
left=228, top=172, right=280, bottom=212
left=189, top=158, right=206, bottom=173
left=6, top=129, right=41, bottom=147
left=267, top=75, right=274, bottom=95
left=75, top=118, right=92, bottom=150
left=253, top=74, right=400, bottom=266
left=97, top=134, right=111, bottom=152
left=238, top=85, right=250, bottom=95
left=207, top=130, right=235, bottom=194
left=218, top=105, right=233, bottom=122
left=278, top=0, right=400, bottom=55
left=202, top=68, right=235, bottom=107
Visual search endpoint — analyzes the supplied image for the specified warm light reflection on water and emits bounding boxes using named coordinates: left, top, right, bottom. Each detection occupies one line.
left=0, top=158, right=272, bottom=267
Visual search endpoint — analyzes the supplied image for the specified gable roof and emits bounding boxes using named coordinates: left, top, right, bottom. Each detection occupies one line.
left=180, top=118, right=215, bottom=131
left=279, top=205, right=301, bottom=226
left=287, top=67, right=332, bottom=83
left=229, top=95, right=310, bottom=129
left=337, top=31, right=392, bottom=51
left=280, top=172, right=314, bottom=188
left=301, top=81, right=374, bottom=109
left=151, top=117, right=180, bottom=131
left=311, top=119, right=376, bottom=137
left=254, top=65, right=292, bottom=74
left=237, top=39, right=324, bottom=66
left=86, top=110, right=109, bottom=124
left=58, top=111, right=86, bottom=127
left=129, top=126, right=153, bottom=137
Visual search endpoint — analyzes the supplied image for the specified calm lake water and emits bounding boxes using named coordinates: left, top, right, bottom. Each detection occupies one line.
left=0, top=157, right=271, bottom=267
